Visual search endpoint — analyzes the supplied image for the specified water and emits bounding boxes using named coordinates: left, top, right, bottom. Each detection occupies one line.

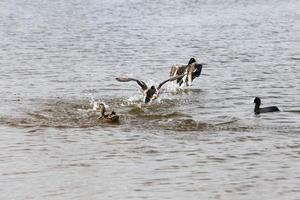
left=1, top=0, right=300, bottom=199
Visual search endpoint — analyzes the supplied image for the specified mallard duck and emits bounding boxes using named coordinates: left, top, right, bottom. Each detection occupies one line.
left=254, top=97, right=280, bottom=114
left=116, top=74, right=185, bottom=104
left=95, top=103, right=119, bottom=123
left=170, top=58, right=204, bottom=86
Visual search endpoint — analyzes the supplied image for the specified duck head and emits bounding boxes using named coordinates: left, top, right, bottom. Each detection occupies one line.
left=97, top=103, right=106, bottom=117
left=188, top=58, right=196, bottom=65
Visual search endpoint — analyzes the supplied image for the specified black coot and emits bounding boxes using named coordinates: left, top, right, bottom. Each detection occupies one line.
left=254, top=97, right=280, bottom=114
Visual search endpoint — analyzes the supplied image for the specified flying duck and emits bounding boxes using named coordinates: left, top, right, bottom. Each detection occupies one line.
left=116, top=74, right=186, bottom=103
left=253, top=97, right=280, bottom=114
left=170, top=58, right=204, bottom=86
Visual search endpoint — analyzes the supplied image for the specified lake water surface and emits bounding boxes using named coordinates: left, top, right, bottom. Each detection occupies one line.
left=1, top=0, right=300, bottom=199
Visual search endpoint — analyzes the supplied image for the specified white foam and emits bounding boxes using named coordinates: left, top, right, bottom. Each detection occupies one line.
left=92, top=101, right=99, bottom=111
left=89, top=96, right=109, bottom=111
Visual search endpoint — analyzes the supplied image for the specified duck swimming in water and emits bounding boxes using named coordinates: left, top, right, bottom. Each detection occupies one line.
left=95, top=102, right=119, bottom=123
left=116, top=74, right=186, bottom=104
left=253, top=97, right=280, bottom=114
left=170, top=58, right=204, bottom=86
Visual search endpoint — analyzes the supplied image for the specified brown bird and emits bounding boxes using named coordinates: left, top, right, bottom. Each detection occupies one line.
left=96, top=103, right=119, bottom=123
left=170, top=58, right=204, bottom=86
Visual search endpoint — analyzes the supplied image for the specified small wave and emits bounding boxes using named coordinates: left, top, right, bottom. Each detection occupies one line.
left=135, top=112, right=191, bottom=120
left=285, top=110, right=300, bottom=114
left=162, top=119, right=211, bottom=131
left=127, top=107, right=145, bottom=115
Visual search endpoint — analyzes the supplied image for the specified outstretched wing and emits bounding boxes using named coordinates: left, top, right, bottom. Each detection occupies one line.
left=116, top=77, right=148, bottom=91
left=157, top=74, right=186, bottom=90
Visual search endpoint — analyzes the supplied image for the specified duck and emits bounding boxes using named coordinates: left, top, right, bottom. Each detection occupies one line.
left=169, top=58, right=204, bottom=86
left=95, top=102, right=119, bottom=123
left=253, top=97, right=280, bottom=114
left=116, top=74, right=186, bottom=104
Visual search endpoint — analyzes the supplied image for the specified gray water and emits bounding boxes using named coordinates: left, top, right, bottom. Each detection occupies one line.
left=1, top=0, right=300, bottom=199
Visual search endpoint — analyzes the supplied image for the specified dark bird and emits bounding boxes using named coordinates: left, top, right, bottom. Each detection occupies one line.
left=254, top=97, right=280, bottom=114
left=116, top=74, right=186, bottom=103
left=169, top=58, right=204, bottom=86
